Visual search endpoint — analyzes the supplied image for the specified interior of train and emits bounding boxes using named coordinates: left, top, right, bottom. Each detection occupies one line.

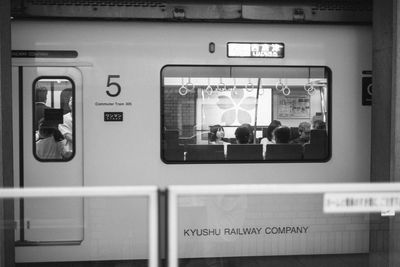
left=161, top=66, right=330, bottom=162
left=33, top=78, right=74, bottom=161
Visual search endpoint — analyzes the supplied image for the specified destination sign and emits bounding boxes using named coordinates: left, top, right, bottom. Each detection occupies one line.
left=227, top=42, right=285, bottom=58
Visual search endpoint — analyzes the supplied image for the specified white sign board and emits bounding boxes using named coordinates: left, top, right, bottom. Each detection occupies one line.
left=324, top=193, right=400, bottom=214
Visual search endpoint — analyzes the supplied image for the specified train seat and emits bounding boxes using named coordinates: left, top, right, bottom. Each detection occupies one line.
left=303, top=130, right=329, bottom=160
left=265, top=144, right=303, bottom=160
left=309, top=129, right=327, bottom=145
left=226, top=144, right=263, bottom=161
left=164, top=129, right=180, bottom=147
left=163, top=145, right=185, bottom=161
left=303, top=143, right=329, bottom=160
left=163, top=130, right=184, bottom=161
left=185, top=144, right=225, bottom=161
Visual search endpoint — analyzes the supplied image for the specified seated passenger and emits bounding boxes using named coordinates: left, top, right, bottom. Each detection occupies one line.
left=272, top=126, right=291, bottom=144
left=290, top=121, right=311, bottom=145
left=240, top=123, right=255, bottom=143
left=260, top=120, right=281, bottom=156
left=209, top=125, right=229, bottom=145
left=262, top=120, right=282, bottom=144
left=313, top=119, right=326, bottom=130
left=235, top=126, right=251, bottom=144
left=36, top=119, right=68, bottom=160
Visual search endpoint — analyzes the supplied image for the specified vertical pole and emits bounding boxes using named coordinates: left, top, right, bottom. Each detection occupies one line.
left=0, top=0, right=15, bottom=266
left=372, top=0, right=392, bottom=182
left=253, top=78, right=261, bottom=144
left=371, top=0, right=400, bottom=266
left=389, top=1, right=400, bottom=266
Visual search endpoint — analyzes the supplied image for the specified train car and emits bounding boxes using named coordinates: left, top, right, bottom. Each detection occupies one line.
left=11, top=19, right=372, bottom=264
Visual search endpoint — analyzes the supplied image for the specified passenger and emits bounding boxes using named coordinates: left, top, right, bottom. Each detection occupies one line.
left=209, top=124, right=229, bottom=157
left=235, top=126, right=251, bottom=144
left=260, top=120, right=281, bottom=155
left=272, top=126, right=291, bottom=144
left=36, top=119, right=67, bottom=160
left=261, top=120, right=281, bottom=145
left=58, top=96, right=73, bottom=158
left=34, top=87, right=51, bottom=132
left=313, top=119, right=326, bottom=130
left=290, top=121, right=311, bottom=145
left=209, top=124, right=228, bottom=145
left=240, top=123, right=255, bottom=143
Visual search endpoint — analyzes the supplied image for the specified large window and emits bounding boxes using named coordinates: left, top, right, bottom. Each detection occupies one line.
left=161, top=66, right=330, bottom=163
left=33, top=77, right=75, bottom=161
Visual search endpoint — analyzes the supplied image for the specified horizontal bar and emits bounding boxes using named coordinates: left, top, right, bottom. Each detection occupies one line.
left=168, top=183, right=400, bottom=196
left=12, top=61, right=93, bottom=67
left=0, top=186, right=158, bottom=198
left=15, top=240, right=82, bottom=247
left=5, top=183, right=399, bottom=199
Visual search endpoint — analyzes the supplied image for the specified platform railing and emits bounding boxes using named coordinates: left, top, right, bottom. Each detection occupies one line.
left=0, top=186, right=159, bottom=267
left=167, top=183, right=400, bottom=267
left=2, top=183, right=400, bottom=267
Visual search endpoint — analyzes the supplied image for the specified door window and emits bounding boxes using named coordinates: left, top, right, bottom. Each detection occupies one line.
left=33, top=77, right=75, bottom=161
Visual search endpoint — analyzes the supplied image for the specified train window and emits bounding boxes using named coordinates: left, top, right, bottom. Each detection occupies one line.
left=33, top=77, right=75, bottom=161
left=161, top=66, right=331, bottom=163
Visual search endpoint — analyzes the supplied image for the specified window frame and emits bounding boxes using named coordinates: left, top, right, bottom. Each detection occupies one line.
left=160, top=64, right=332, bottom=164
left=32, top=76, right=76, bottom=162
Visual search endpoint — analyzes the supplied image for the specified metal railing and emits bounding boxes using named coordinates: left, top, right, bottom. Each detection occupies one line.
left=0, top=186, right=158, bottom=267
left=167, top=183, right=400, bottom=267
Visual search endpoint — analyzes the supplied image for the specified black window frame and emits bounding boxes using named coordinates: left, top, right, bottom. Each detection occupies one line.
left=160, top=64, right=332, bottom=164
left=32, top=76, right=76, bottom=162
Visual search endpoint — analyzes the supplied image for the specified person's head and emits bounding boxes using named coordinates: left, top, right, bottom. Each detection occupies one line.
left=38, top=118, right=55, bottom=139
left=240, top=123, right=254, bottom=142
left=273, top=126, right=291, bottom=144
left=266, top=120, right=281, bottom=141
left=35, top=87, right=48, bottom=103
left=235, top=126, right=250, bottom=144
left=313, top=119, right=326, bottom=130
left=209, top=125, right=225, bottom=142
left=298, top=121, right=311, bottom=137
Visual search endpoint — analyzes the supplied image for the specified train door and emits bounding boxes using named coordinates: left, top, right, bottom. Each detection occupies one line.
left=13, top=66, right=84, bottom=244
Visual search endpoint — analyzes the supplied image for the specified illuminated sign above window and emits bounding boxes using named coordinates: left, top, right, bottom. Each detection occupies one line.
left=227, top=42, right=285, bottom=58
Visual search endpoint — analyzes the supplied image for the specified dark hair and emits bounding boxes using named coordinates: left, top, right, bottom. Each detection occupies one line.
left=266, top=120, right=281, bottom=141
left=313, top=120, right=326, bottom=130
left=298, top=121, right=311, bottom=134
left=240, top=123, right=255, bottom=143
left=35, top=87, right=48, bottom=103
left=38, top=118, right=64, bottom=142
left=60, top=89, right=73, bottom=114
left=38, top=126, right=53, bottom=139
left=273, top=126, right=291, bottom=144
left=209, top=125, right=224, bottom=142
left=235, top=126, right=250, bottom=144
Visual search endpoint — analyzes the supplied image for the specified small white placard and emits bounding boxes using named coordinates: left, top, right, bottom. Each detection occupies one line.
left=324, top=192, right=400, bottom=215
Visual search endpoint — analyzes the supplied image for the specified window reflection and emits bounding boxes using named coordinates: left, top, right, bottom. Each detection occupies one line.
left=161, top=66, right=330, bottom=163
left=33, top=78, right=74, bottom=161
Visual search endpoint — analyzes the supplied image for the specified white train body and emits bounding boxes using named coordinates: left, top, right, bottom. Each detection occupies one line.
left=11, top=20, right=372, bottom=262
